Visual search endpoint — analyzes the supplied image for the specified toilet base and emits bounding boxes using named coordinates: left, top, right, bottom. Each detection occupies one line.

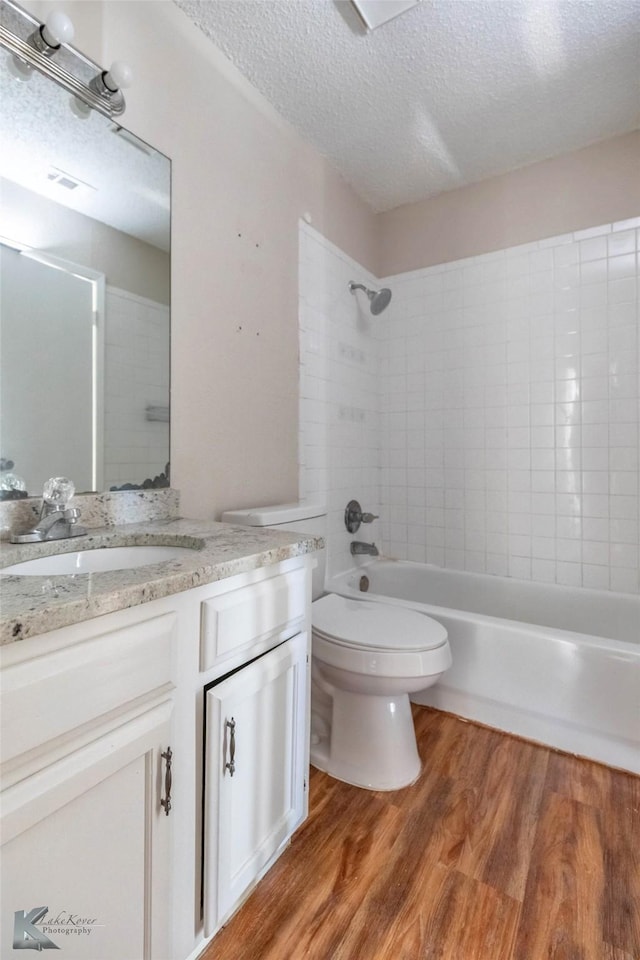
left=310, top=686, right=421, bottom=791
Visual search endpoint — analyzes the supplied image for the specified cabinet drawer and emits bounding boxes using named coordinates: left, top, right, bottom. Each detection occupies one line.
left=1, top=613, right=175, bottom=765
left=200, top=568, right=306, bottom=673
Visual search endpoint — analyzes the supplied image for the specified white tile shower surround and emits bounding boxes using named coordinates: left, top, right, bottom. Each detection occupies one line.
left=298, top=218, right=640, bottom=593
left=299, top=222, right=383, bottom=579
left=104, top=287, right=170, bottom=490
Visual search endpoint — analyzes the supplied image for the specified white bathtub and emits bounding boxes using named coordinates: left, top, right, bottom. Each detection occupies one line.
left=328, top=560, right=640, bottom=774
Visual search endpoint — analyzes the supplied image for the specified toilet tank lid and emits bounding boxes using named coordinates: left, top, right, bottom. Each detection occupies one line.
left=221, top=501, right=326, bottom=526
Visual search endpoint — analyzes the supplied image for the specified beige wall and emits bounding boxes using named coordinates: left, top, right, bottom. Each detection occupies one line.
left=34, top=0, right=377, bottom=519
left=379, top=131, right=640, bottom=275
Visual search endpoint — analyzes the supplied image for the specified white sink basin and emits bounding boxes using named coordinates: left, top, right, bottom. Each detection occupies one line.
left=2, top=545, right=197, bottom=576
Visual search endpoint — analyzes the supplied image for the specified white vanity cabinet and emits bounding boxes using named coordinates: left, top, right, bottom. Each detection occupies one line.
left=0, top=612, right=176, bottom=959
left=0, top=551, right=313, bottom=960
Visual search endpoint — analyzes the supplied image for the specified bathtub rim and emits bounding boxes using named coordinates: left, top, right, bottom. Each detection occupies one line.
left=328, top=558, right=640, bottom=652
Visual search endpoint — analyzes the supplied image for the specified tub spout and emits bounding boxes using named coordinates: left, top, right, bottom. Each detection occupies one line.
left=350, top=541, right=379, bottom=557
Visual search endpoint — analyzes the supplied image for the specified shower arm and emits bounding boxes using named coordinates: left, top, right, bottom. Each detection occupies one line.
left=349, top=280, right=392, bottom=315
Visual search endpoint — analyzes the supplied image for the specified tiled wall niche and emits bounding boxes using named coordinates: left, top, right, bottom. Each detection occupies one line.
left=299, top=218, right=639, bottom=593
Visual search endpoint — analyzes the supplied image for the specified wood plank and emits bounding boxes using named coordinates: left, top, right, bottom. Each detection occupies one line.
left=207, top=776, right=403, bottom=960
left=546, top=751, right=640, bottom=957
left=546, top=749, right=640, bottom=810
left=324, top=775, right=461, bottom=959
left=388, top=870, right=520, bottom=960
left=455, top=733, right=548, bottom=900
left=412, top=706, right=499, bottom=787
left=600, top=788, right=640, bottom=958
left=512, top=792, right=605, bottom=960
left=600, top=944, right=638, bottom=960
left=332, top=860, right=521, bottom=960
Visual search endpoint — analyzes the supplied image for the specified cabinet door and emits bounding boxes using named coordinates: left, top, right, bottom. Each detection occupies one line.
left=1, top=701, right=173, bottom=959
left=203, top=632, right=308, bottom=934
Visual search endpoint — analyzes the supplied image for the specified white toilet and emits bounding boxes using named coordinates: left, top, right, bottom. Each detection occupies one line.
left=221, top=502, right=451, bottom=791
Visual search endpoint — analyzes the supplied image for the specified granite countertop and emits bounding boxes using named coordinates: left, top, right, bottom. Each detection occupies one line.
left=0, top=518, right=322, bottom=646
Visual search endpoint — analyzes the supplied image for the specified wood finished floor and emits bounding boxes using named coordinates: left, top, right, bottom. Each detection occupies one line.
left=202, top=707, right=640, bottom=960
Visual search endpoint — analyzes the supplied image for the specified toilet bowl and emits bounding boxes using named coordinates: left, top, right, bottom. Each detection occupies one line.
left=220, top=501, right=451, bottom=791
left=310, top=593, right=450, bottom=790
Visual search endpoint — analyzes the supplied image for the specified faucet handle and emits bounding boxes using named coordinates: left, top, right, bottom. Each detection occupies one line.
left=42, top=477, right=75, bottom=508
left=345, top=499, right=380, bottom=533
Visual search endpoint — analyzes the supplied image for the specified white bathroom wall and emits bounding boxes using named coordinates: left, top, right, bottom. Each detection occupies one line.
left=380, top=218, right=639, bottom=593
left=103, top=287, right=170, bottom=490
left=298, top=222, right=382, bottom=577
left=300, top=218, right=639, bottom=595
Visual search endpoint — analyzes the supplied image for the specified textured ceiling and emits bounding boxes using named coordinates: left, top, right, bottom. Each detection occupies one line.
left=175, top=0, right=640, bottom=212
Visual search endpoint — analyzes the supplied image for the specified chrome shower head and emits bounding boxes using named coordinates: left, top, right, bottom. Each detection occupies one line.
left=349, top=281, right=392, bottom=315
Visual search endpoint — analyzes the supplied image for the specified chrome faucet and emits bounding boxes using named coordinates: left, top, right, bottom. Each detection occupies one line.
left=345, top=499, right=379, bottom=534
left=350, top=541, right=379, bottom=557
left=10, top=477, right=87, bottom=544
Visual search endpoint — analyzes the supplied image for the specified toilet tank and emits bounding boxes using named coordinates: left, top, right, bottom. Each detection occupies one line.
left=221, top=502, right=327, bottom=600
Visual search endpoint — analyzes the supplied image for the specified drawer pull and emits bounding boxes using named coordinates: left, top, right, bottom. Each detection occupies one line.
left=225, top=718, right=236, bottom=776
left=160, top=747, right=172, bottom=816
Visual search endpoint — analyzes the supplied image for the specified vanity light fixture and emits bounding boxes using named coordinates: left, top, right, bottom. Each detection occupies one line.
left=90, top=59, right=132, bottom=98
left=28, top=9, right=74, bottom=55
left=0, top=0, right=131, bottom=117
left=6, top=6, right=73, bottom=76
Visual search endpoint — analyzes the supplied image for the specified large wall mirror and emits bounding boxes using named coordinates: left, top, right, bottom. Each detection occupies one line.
left=0, top=41, right=171, bottom=499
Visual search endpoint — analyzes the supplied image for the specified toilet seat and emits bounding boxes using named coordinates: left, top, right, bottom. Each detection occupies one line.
left=312, top=593, right=447, bottom=652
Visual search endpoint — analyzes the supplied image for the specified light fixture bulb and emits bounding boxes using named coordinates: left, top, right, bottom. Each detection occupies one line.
left=69, top=95, right=91, bottom=119
left=41, top=10, right=74, bottom=47
left=8, top=54, right=33, bottom=81
left=103, top=60, right=132, bottom=92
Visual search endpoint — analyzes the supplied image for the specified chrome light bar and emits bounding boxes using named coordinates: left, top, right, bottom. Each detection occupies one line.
left=0, top=0, right=129, bottom=118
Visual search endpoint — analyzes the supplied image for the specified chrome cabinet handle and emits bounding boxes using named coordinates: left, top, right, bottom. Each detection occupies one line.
left=225, top=718, right=236, bottom=777
left=160, top=747, right=172, bottom=816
